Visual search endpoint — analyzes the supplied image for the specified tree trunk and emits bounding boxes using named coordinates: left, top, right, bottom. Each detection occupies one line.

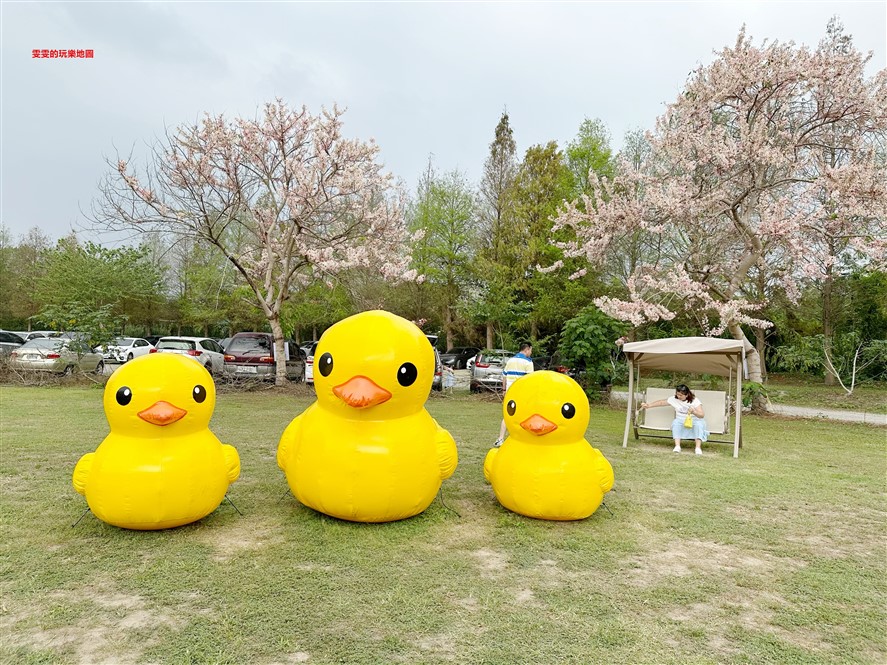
left=530, top=319, right=538, bottom=341
left=822, top=269, right=836, bottom=385
left=486, top=323, right=494, bottom=350
left=445, top=307, right=454, bottom=351
left=754, top=327, right=767, bottom=383
left=728, top=322, right=767, bottom=412
left=269, top=315, right=288, bottom=387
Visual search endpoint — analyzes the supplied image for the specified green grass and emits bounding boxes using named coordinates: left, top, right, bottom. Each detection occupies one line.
left=1, top=384, right=885, bottom=664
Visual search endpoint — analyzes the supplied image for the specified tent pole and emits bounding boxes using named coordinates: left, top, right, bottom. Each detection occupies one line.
left=623, top=359, right=634, bottom=448
left=733, top=357, right=742, bottom=458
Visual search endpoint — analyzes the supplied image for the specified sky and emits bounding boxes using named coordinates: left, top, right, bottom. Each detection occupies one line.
left=1, top=1, right=885, bottom=243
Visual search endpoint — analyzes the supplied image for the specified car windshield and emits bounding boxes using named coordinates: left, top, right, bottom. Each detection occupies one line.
left=23, top=338, right=67, bottom=350
left=445, top=348, right=467, bottom=354
left=228, top=337, right=271, bottom=354
left=114, top=337, right=135, bottom=346
left=156, top=339, right=195, bottom=351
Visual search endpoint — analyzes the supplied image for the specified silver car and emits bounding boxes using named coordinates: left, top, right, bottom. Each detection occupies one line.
left=8, top=337, right=104, bottom=374
left=469, top=349, right=514, bottom=393
left=151, top=336, right=226, bottom=376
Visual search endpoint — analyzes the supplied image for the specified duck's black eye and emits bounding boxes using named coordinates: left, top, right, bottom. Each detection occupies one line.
left=193, top=385, right=207, bottom=403
left=116, top=387, right=132, bottom=406
left=318, top=352, right=334, bottom=377
left=397, top=362, right=418, bottom=387
left=561, top=403, right=576, bottom=419
left=506, top=400, right=516, bottom=416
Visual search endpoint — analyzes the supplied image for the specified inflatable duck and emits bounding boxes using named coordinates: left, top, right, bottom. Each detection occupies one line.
left=483, top=371, right=614, bottom=520
left=72, top=353, right=240, bottom=530
left=277, top=310, right=458, bottom=522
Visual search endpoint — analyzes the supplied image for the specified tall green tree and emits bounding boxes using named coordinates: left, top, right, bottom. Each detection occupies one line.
left=565, top=118, right=615, bottom=198
left=409, top=162, right=479, bottom=349
left=475, top=112, right=522, bottom=348
left=510, top=142, right=586, bottom=341
left=0, top=227, right=52, bottom=329
left=36, top=236, right=164, bottom=333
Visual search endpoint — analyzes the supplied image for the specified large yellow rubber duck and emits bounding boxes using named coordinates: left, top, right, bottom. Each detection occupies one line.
left=277, top=310, right=458, bottom=522
left=483, top=371, right=614, bottom=520
left=72, top=353, right=240, bottom=530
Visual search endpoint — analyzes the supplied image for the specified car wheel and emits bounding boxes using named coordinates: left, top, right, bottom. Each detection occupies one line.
left=62, top=365, right=74, bottom=376
left=94, top=360, right=105, bottom=375
left=126, top=353, right=133, bottom=362
left=204, top=362, right=213, bottom=378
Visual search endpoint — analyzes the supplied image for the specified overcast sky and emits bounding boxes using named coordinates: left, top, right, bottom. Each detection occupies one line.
left=1, top=1, right=885, bottom=243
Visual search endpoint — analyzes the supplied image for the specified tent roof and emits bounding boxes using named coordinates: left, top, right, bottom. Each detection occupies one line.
left=622, top=337, right=745, bottom=377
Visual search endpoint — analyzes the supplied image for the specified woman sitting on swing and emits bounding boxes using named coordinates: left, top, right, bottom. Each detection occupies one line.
left=640, top=384, right=709, bottom=455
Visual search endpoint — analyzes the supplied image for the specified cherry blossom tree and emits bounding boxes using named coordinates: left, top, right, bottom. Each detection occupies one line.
left=94, top=100, right=415, bottom=384
left=549, top=24, right=887, bottom=386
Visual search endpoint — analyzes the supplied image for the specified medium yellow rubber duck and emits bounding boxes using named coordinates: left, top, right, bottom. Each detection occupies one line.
left=73, top=353, right=240, bottom=530
left=277, top=310, right=458, bottom=522
left=484, top=370, right=614, bottom=520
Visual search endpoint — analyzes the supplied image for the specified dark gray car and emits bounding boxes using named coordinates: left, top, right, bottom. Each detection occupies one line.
left=0, top=331, right=25, bottom=355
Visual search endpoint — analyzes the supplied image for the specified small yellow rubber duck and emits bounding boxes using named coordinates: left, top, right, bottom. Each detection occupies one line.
left=277, top=310, right=458, bottom=522
left=484, top=370, right=614, bottom=520
left=73, top=353, right=240, bottom=530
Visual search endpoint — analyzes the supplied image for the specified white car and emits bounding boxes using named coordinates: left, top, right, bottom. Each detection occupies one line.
left=151, top=336, right=226, bottom=376
left=102, top=337, right=154, bottom=363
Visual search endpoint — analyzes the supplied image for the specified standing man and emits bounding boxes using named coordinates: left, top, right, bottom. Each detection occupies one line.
left=494, top=342, right=534, bottom=447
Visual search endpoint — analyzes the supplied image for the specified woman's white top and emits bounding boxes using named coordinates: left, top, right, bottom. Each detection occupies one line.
left=667, top=396, right=702, bottom=418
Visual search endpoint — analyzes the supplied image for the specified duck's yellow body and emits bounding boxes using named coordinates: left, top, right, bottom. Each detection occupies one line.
left=73, top=354, right=240, bottom=530
left=484, top=371, right=614, bottom=521
left=278, top=310, right=457, bottom=522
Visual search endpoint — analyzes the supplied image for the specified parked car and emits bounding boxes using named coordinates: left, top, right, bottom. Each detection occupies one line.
left=431, top=348, right=443, bottom=392
left=469, top=349, right=514, bottom=393
left=532, top=355, right=553, bottom=371
left=223, top=332, right=305, bottom=382
left=466, top=353, right=478, bottom=373
left=424, top=335, right=443, bottom=392
left=440, top=346, right=481, bottom=370
left=304, top=341, right=320, bottom=384
left=218, top=337, right=232, bottom=353
left=299, top=340, right=319, bottom=356
left=10, top=331, right=50, bottom=342
left=144, top=335, right=163, bottom=347
left=0, top=330, right=25, bottom=355
left=101, top=337, right=155, bottom=363
left=150, top=336, right=226, bottom=376
left=8, top=337, right=104, bottom=374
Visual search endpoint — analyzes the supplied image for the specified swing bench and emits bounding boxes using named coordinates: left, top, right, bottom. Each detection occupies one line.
left=621, top=337, right=747, bottom=458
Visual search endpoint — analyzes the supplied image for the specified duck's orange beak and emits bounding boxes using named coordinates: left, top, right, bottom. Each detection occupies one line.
left=138, top=401, right=187, bottom=426
left=520, top=413, right=558, bottom=436
left=333, top=376, right=392, bottom=409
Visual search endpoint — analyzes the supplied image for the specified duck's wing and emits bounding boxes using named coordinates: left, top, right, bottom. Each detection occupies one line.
left=276, top=413, right=304, bottom=472
left=591, top=447, right=615, bottom=494
left=434, top=422, right=458, bottom=480
left=222, top=444, right=241, bottom=483
left=72, top=452, right=94, bottom=496
left=483, top=448, right=498, bottom=483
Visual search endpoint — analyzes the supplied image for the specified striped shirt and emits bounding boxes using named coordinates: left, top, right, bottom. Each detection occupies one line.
left=503, top=352, right=534, bottom=390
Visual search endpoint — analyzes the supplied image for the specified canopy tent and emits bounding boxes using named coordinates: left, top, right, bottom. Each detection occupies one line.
left=621, top=337, right=746, bottom=458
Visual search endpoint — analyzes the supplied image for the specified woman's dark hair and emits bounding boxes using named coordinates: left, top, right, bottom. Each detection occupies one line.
left=675, top=384, right=696, bottom=402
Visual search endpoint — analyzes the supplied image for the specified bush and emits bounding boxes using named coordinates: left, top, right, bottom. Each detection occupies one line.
left=557, top=306, right=628, bottom=390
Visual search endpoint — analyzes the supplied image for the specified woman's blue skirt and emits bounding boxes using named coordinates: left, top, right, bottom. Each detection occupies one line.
left=671, top=416, right=709, bottom=442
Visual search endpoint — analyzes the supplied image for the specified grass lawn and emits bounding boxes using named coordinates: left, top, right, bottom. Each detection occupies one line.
left=1, top=384, right=885, bottom=664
